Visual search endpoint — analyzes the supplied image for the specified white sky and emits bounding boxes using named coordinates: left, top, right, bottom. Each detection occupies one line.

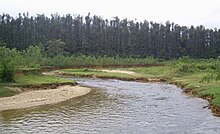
left=1, top=0, right=220, bottom=29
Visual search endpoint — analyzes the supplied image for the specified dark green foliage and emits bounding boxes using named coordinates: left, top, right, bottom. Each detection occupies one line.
left=0, top=13, right=220, bottom=59
left=0, top=61, right=15, bottom=82
left=46, top=39, right=68, bottom=57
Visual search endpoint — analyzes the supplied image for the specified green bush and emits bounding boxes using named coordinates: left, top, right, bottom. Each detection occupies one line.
left=0, top=61, right=15, bottom=82
left=200, top=61, right=220, bottom=82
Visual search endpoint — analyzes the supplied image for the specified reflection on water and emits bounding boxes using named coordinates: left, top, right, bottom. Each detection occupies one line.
left=1, top=78, right=220, bottom=133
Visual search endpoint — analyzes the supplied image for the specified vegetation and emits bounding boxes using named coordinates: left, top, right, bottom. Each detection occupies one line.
left=0, top=13, right=220, bottom=115
left=0, top=72, right=75, bottom=97
left=0, top=43, right=159, bottom=69
left=54, top=58, right=220, bottom=110
left=0, top=61, right=15, bottom=82
left=1, top=13, right=220, bottom=59
left=57, top=68, right=137, bottom=79
left=13, top=74, right=73, bottom=86
left=0, top=87, right=16, bottom=97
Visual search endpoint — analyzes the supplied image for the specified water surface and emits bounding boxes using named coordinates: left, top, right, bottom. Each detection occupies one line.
left=0, top=78, right=220, bottom=134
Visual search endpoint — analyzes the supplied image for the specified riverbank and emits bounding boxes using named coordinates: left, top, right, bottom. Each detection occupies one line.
left=50, top=64, right=220, bottom=117
left=0, top=71, right=92, bottom=111
left=0, top=70, right=77, bottom=97
left=0, top=85, right=91, bottom=111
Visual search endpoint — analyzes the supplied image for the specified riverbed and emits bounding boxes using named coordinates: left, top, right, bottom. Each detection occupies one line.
left=1, top=78, right=220, bottom=133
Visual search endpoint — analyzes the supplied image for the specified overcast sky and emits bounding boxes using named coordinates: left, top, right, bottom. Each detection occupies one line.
left=1, top=0, right=220, bottom=29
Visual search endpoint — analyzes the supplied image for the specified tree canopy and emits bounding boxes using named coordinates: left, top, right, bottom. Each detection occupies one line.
left=0, top=13, right=220, bottom=59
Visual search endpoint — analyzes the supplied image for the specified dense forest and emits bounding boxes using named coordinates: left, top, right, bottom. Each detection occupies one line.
left=0, top=13, right=220, bottom=59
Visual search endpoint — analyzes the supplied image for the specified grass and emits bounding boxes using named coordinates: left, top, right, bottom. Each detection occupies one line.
left=0, top=71, right=75, bottom=97
left=0, top=87, right=16, bottom=97
left=127, top=65, right=173, bottom=79
left=57, top=68, right=137, bottom=79
left=13, top=74, right=74, bottom=86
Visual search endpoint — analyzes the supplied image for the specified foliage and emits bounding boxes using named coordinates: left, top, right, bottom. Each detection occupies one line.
left=46, top=39, right=68, bottom=57
left=44, top=55, right=158, bottom=67
left=0, top=45, right=41, bottom=69
left=0, top=13, right=220, bottom=59
left=0, top=44, right=159, bottom=70
left=0, top=61, right=15, bottom=82
left=172, top=57, right=196, bottom=73
left=22, top=46, right=43, bottom=68
left=0, top=45, right=18, bottom=82
left=0, top=46, right=21, bottom=66
left=200, top=60, right=220, bottom=82
left=170, top=57, right=218, bottom=75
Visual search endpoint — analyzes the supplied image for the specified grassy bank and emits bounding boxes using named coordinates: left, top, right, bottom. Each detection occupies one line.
left=52, top=58, right=220, bottom=115
left=0, top=71, right=76, bottom=98
left=0, top=87, right=17, bottom=97
left=54, top=68, right=139, bottom=79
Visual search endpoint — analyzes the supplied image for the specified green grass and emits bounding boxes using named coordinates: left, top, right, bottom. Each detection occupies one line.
left=58, top=68, right=137, bottom=79
left=0, top=87, right=17, bottom=97
left=200, top=87, right=220, bottom=107
left=0, top=72, right=75, bottom=97
left=128, top=66, right=173, bottom=79
left=13, top=74, right=74, bottom=86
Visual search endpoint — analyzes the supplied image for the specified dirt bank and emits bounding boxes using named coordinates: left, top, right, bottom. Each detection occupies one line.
left=0, top=85, right=91, bottom=111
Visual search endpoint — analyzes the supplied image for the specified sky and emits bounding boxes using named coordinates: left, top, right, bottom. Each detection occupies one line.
left=1, top=0, right=220, bottom=29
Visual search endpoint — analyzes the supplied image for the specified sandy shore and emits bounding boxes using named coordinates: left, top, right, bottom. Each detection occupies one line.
left=101, top=69, right=140, bottom=76
left=0, top=85, right=91, bottom=111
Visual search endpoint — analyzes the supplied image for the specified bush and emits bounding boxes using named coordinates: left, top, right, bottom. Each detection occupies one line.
left=200, top=61, right=220, bottom=82
left=0, top=61, right=15, bottom=82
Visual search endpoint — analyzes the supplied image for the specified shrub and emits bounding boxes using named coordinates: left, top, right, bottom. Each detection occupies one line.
left=0, top=61, right=15, bottom=82
left=200, top=61, right=220, bottom=82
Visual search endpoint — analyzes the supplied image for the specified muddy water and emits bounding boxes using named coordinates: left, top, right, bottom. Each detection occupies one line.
left=1, top=78, right=220, bottom=134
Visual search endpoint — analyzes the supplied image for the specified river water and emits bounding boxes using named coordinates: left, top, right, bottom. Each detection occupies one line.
left=1, top=78, right=220, bottom=134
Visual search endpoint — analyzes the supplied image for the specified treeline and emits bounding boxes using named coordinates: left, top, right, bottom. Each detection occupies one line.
left=0, top=13, right=220, bottom=59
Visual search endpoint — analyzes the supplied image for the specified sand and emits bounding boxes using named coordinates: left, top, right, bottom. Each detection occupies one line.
left=0, top=85, right=91, bottom=111
left=101, top=69, right=140, bottom=76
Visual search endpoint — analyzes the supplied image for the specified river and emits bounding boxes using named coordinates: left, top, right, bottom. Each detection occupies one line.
left=0, top=78, right=220, bottom=133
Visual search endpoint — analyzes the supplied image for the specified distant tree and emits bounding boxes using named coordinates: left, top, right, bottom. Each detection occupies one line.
left=0, top=13, right=220, bottom=59
left=46, top=39, right=68, bottom=57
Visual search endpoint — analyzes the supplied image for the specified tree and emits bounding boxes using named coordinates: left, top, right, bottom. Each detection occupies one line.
left=0, top=13, right=220, bottom=59
left=46, top=39, right=67, bottom=57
